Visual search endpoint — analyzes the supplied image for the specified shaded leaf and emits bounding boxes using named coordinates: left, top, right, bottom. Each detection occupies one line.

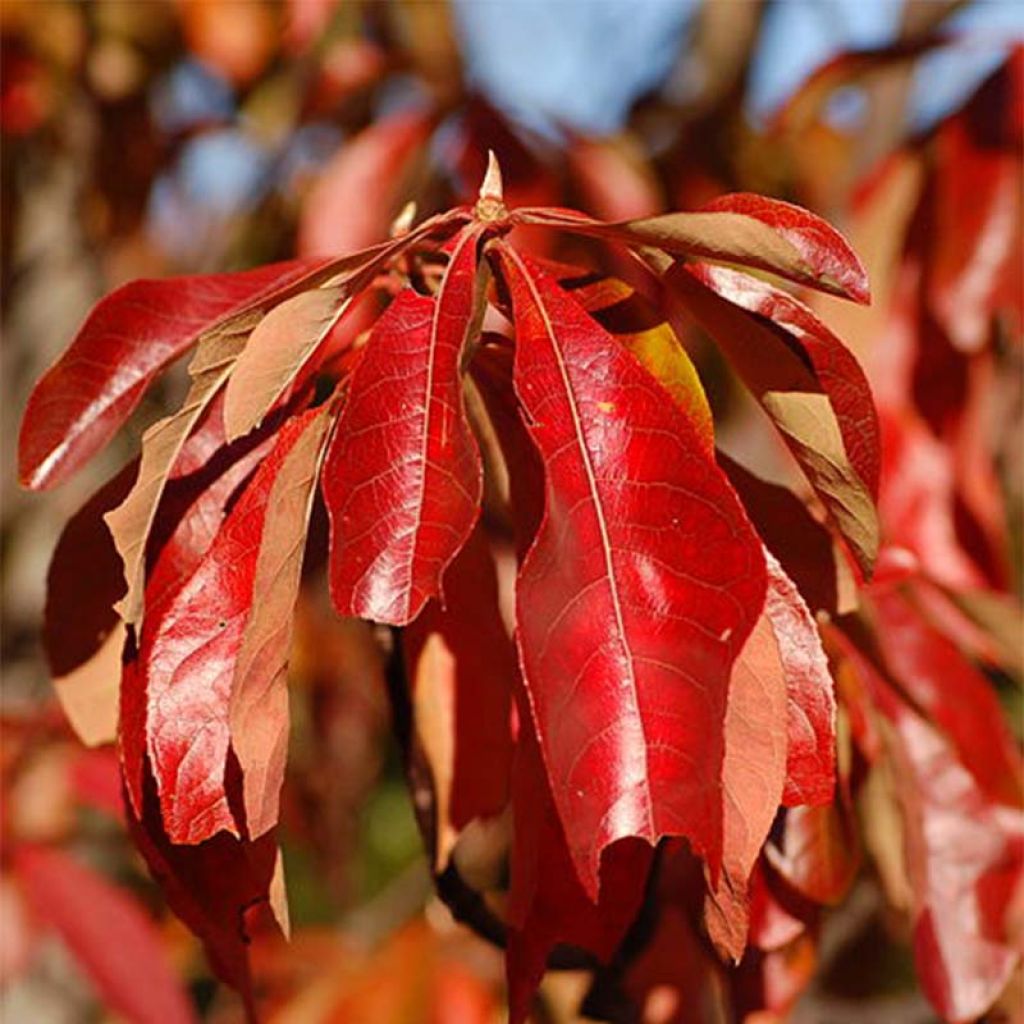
left=720, top=453, right=843, bottom=616
left=44, top=463, right=134, bottom=746
left=402, top=527, right=514, bottom=870
left=125, top=768, right=280, bottom=1015
left=506, top=714, right=651, bottom=1024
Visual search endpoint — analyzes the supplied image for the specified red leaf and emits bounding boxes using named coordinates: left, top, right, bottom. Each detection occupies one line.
left=402, top=527, right=514, bottom=868
left=496, top=247, right=766, bottom=897
left=120, top=395, right=285, bottom=816
left=868, top=584, right=1022, bottom=806
left=764, top=802, right=859, bottom=906
left=326, top=227, right=485, bottom=625
left=927, top=54, right=1022, bottom=354
left=668, top=262, right=879, bottom=576
left=763, top=553, right=836, bottom=808
left=700, top=193, right=869, bottom=306
left=843, top=643, right=1023, bottom=1023
left=125, top=770, right=280, bottom=1014
left=298, top=109, right=432, bottom=258
left=513, top=192, right=868, bottom=302
left=18, top=259, right=328, bottom=491
left=687, top=264, right=880, bottom=499
left=705, top=612, right=788, bottom=961
left=136, top=409, right=330, bottom=843
left=720, top=454, right=843, bottom=616
left=14, top=844, right=196, bottom=1024
left=506, top=714, right=651, bottom=1024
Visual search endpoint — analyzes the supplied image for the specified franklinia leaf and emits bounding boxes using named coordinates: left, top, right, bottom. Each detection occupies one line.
left=705, top=612, right=788, bottom=961
left=44, top=463, right=134, bottom=746
left=125, top=769, right=280, bottom=1016
left=224, top=213, right=466, bottom=442
left=506, top=713, right=652, bottom=1024
left=762, top=552, right=836, bottom=808
left=548, top=263, right=714, bottom=450
left=129, top=408, right=330, bottom=844
left=106, top=316, right=259, bottom=626
left=719, top=454, right=845, bottom=616
left=325, top=225, right=486, bottom=625
left=18, top=259, right=329, bottom=491
left=402, top=526, right=514, bottom=870
left=763, top=801, right=859, bottom=907
left=297, top=108, right=433, bottom=257
left=512, top=191, right=869, bottom=302
left=838, top=637, right=1023, bottom=1023
left=667, top=262, right=879, bottom=576
left=867, top=584, right=1022, bottom=807
left=14, top=844, right=196, bottom=1024
left=496, top=246, right=766, bottom=898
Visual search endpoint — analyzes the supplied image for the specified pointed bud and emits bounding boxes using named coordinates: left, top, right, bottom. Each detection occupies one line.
left=390, top=200, right=417, bottom=238
left=478, top=150, right=504, bottom=203
left=474, top=151, right=508, bottom=223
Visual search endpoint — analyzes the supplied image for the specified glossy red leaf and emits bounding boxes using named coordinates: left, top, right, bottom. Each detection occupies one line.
left=868, top=584, right=1022, bottom=806
left=18, top=259, right=327, bottom=491
left=14, top=844, right=196, bottom=1024
left=513, top=192, right=868, bottom=302
left=497, top=247, right=766, bottom=898
left=402, top=527, right=514, bottom=869
left=844, top=644, right=1023, bottom=1023
left=700, top=193, right=869, bottom=306
left=668, top=262, right=879, bottom=576
left=136, top=409, right=330, bottom=844
left=325, top=226, right=485, bottom=625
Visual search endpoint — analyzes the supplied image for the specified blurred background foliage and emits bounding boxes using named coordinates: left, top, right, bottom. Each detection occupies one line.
left=1, top=2, right=1021, bottom=1022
